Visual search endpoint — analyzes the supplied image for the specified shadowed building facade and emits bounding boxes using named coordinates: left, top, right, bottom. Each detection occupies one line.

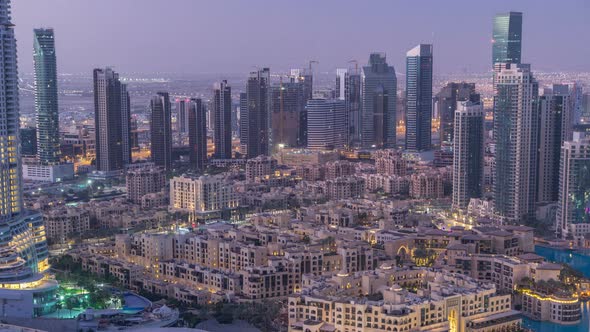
left=150, top=92, right=172, bottom=170
left=405, top=44, right=433, bottom=152
left=361, top=53, right=397, bottom=149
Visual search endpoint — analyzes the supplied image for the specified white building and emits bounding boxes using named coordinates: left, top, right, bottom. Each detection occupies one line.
left=22, top=162, right=74, bottom=182
left=169, top=174, right=239, bottom=219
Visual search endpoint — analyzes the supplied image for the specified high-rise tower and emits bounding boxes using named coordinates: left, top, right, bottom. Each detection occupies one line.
left=213, top=80, right=232, bottom=159
left=405, top=44, right=433, bottom=152
left=452, top=101, right=484, bottom=209
left=239, top=92, right=248, bottom=155
left=189, top=98, right=207, bottom=170
left=271, top=79, right=305, bottom=150
left=0, top=0, right=57, bottom=317
left=33, top=28, right=60, bottom=164
left=436, top=82, right=480, bottom=146
left=492, top=12, right=522, bottom=65
left=176, top=98, right=190, bottom=134
left=0, top=0, right=21, bottom=220
left=493, top=63, right=539, bottom=224
left=336, top=67, right=361, bottom=147
left=537, top=85, right=573, bottom=203
left=556, top=133, right=590, bottom=246
left=245, top=68, right=271, bottom=158
left=306, top=99, right=347, bottom=150
left=150, top=92, right=172, bottom=170
left=93, top=68, right=131, bottom=172
left=361, top=53, right=397, bottom=148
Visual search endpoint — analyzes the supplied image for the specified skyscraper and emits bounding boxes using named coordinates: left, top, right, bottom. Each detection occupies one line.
left=405, top=44, right=433, bottom=152
left=291, top=68, right=314, bottom=148
left=176, top=98, right=190, bottom=133
left=336, top=67, right=361, bottom=147
left=271, top=79, right=305, bottom=150
left=239, top=92, right=248, bottom=155
left=556, top=133, right=590, bottom=246
left=150, top=92, right=172, bottom=170
left=213, top=80, right=232, bottom=159
left=306, top=99, right=347, bottom=150
left=492, top=12, right=522, bottom=65
left=0, top=0, right=21, bottom=221
left=189, top=98, right=207, bottom=170
left=493, top=63, right=539, bottom=224
left=452, top=101, right=484, bottom=209
left=0, top=0, right=57, bottom=316
left=361, top=53, right=397, bottom=148
left=435, top=82, right=480, bottom=146
left=244, top=68, right=271, bottom=158
left=120, top=83, right=131, bottom=165
left=33, top=28, right=60, bottom=164
left=537, top=85, right=573, bottom=203
left=93, top=68, right=131, bottom=172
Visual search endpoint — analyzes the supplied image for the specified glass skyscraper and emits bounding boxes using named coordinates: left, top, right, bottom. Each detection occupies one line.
left=556, top=133, right=590, bottom=246
left=93, top=68, right=131, bottom=172
left=189, top=98, right=207, bottom=170
left=435, top=82, right=480, bottom=146
left=0, top=0, right=57, bottom=317
left=270, top=79, right=305, bottom=150
left=306, top=99, right=347, bottom=150
left=492, top=12, right=522, bottom=65
left=0, top=0, right=21, bottom=221
left=405, top=44, right=433, bottom=152
left=33, top=28, right=60, bottom=164
left=361, top=53, right=397, bottom=149
left=244, top=68, right=271, bottom=158
left=336, top=68, right=361, bottom=147
left=452, top=101, right=484, bottom=209
left=493, top=63, right=538, bottom=224
left=150, top=92, right=172, bottom=170
left=214, top=80, right=232, bottom=159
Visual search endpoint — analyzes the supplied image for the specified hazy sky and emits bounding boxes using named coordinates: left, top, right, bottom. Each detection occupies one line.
left=13, top=0, right=590, bottom=75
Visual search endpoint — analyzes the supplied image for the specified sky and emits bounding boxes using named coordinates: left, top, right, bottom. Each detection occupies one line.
left=12, top=0, right=590, bottom=76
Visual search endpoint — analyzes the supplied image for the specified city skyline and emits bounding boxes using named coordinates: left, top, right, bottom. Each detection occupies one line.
left=12, top=0, right=590, bottom=75
left=3, top=0, right=590, bottom=329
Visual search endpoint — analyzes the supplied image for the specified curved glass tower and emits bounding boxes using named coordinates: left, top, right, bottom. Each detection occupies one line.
left=0, top=0, right=57, bottom=318
left=34, top=28, right=60, bottom=164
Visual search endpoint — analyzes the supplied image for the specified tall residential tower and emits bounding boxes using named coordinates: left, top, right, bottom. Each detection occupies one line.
left=93, top=68, right=131, bottom=172
left=336, top=67, right=361, bottom=147
left=361, top=53, right=397, bottom=148
left=244, top=68, right=271, bottom=158
left=189, top=98, right=207, bottom=170
left=556, top=133, right=590, bottom=246
left=452, top=101, right=484, bottom=209
left=436, top=82, right=480, bottom=146
left=150, top=92, right=172, bottom=170
left=493, top=63, right=538, bottom=224
left=0, top=0, right=57, bottom=317
left=405, top=44, right=433, bottom=152
left=33, top=28, right=60, bottom=164
left=213, top=81, right=232, bottom=159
